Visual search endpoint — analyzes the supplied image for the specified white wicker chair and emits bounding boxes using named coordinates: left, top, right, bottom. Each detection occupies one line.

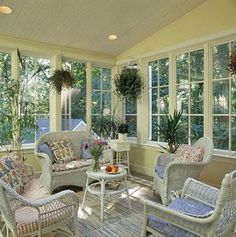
left=34, top=130, right=89, bottom=193
left=153, top=137, right=214, bottom=205
left=142, top=170, right=236, bottom=237
left=0, top=177, right=79, bottom=237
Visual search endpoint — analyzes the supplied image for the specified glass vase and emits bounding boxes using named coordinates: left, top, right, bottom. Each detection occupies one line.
left=92, top=158, right=100, bottom=172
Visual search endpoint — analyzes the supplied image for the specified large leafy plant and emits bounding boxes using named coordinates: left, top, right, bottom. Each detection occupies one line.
left=157, top=110, right=187, bottom=153
left=0, top=49, right=49, bottom=157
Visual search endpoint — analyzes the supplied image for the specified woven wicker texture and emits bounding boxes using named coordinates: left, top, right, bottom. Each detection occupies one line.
left=153, top=137, right=214, bottom=205
left=142, top=170, right=236, bottom=237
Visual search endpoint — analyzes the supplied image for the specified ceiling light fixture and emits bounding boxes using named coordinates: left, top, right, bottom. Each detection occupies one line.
left=108, top=34, right=118, bottom=40
left=0, top=6, right=12, bottom=14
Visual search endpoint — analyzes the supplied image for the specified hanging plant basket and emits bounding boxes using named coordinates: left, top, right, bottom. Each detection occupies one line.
left=229, top=50, right=236, bottom=76
left=114, top=67, right=144, bottom=102
left=49, top=69, right=75, bottom=94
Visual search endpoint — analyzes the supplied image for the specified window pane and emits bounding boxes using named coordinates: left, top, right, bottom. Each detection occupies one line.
left=126, top=115, right=137, bottom=137
left=190, top=82, right=204, bottom=114
left=125, top=99, right=137, bottom=114
left=213, top=116, right=229, bottom=150
left=92, top=91, right=101, bottom=114
left=191, top=116, right=204, bottom=143
left=92, top=66, right=101, bottom=89
left=148, top=61, right=158, bottom=87
left=177, top=84, right=189, bottom=113
left=151, top=116, right=158, bottom=141
left=102, top=68, right=111, bottom=90
left=232, top=116, right=236, bottom=151
left=176, top=53, right=189, bottom=84
left=232, top=78, right=236, bottom=114
left=102, top=92, right=111, bottom=112
left=213, top=80, right=229, bottom=114
left=159, top=87, right=169, bottom=113
left=190, top=49, right=204, bottom=81
left=62, top=59, right=87, bottom=131
left=151, top=88, right=158, bottom=114
left=213, top=43, right=229, bottom=79
left=159, top=58, right=169, bottom=86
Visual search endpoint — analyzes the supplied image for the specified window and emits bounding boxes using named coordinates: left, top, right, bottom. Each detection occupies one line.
left=61, top=58, right=86, bottom=131
left=125, top=99, right=137, bottom=137
left=91, top=65, right=112, bottom=133
left=148, top=57, right=169, bottom=141
left=212, top=41, right=236, bottom=151
left=21, top=55, right=50, bottom=144
left=176, top=49, right=204, bottom=144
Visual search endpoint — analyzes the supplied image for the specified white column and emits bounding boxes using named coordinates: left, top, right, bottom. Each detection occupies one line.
left=50, top=54, right=61, bottom=131
left=86, top=62, right=92, bottom=132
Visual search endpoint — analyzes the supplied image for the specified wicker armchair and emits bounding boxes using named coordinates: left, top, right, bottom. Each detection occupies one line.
left=142, top=170, right=236, bottom=237
left=34, top=130, right=89, bottom=193
left=153, top=137, right=214, bottom=205
left=0, top=178, right=79, bottom=237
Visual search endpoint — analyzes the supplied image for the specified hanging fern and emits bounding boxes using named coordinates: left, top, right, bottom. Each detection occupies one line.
left=114, top=68, right=144, bottom=101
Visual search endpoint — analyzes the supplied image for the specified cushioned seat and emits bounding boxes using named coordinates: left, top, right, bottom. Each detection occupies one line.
left=155, top=165, right=165, bottom=179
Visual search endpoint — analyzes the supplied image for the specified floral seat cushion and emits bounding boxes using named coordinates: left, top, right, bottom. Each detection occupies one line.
left=52, top=158, right=110, bottom=172
left=48, top=139, right=75, bottom=163
left=147, top=197, right=214, bottom=237
left=0, top=153, right=24, bottom=194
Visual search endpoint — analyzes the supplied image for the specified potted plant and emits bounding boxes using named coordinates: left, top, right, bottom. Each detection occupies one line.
left=114, top=67, right=144, bottom=102
left=49, top=69, right=75, bottom=94
left=118, top=122, right=129, bottom=141
left=156, top=110, right=187, bottom=153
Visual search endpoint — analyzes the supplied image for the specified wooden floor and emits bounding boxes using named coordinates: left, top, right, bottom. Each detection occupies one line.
left=44, top=177, right=157, bottom=237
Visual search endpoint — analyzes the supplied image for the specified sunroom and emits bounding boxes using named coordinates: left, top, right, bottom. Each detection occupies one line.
left=0, top=0, right=235, bottom=236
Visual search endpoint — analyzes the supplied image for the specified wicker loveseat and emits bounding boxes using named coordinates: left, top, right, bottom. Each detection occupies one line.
left=34, top=131, right=110, bottom=193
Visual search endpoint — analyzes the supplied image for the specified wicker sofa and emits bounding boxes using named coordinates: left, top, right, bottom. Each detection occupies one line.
left=34, top=131, right=111, bottom=193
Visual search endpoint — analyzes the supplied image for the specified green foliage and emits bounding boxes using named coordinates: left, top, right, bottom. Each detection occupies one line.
left=93, top=113, right=120, bottom=139
left=156, top=110, right=187, bottom=153
left=229, top=49, right=236, bottom=75
left=49, top=69, right=75, bottom=94
left=114, top=68, right=144, bottom=102
left=0, top=48, right=50, bottom=155
left=118, top=122, right=128, bottom=134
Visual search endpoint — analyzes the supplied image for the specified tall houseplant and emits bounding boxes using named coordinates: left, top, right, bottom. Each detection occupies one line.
left=156, top=110, right=187, bottom=153
left=114, top=67, right=144, bottom=102
left=0, top=49, right=49, bottom=158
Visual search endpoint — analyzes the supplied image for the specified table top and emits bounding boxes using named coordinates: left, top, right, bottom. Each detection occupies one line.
left=86, top=167, right=127, bottom=180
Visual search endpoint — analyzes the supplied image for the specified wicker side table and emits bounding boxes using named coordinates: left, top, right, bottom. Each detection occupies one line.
left=81, top=168, right=131, bottom=222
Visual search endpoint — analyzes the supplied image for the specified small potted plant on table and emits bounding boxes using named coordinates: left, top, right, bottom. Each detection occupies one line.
left=118, top=122, right=129, bottom=141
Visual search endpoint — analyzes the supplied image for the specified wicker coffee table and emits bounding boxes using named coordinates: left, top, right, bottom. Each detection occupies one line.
left=81, top=168, right=131, bottom=222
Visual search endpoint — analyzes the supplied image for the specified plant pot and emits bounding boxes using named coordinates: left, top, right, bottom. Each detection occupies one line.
left=118, top=133, right=127, bottom=141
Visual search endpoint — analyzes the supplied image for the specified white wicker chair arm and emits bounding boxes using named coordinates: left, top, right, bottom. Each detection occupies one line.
left=141, top=198, right=217, bottom=224
left=35, top=152, right=53, bottom=173
left=156, top=153, right=174, bottom=166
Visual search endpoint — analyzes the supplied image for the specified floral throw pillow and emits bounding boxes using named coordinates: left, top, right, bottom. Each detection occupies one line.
left=0, top=153, right=24, bottom=194
left=174, top=144, right=204, bottom=162
left=48, top=139, right=75, bottom=164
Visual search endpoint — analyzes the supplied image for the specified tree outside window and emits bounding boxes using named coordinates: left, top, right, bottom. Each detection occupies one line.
left=148, top=58, right=169, bottom=141
left=176, top=49, right=204, bottom=144
left=212, top=41, right=236, bottom=151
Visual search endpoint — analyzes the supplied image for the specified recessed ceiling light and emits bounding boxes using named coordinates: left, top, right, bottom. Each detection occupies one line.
left=108, top=34, right=118, bottom=40
left=0, top=6, right=12, bottom=14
